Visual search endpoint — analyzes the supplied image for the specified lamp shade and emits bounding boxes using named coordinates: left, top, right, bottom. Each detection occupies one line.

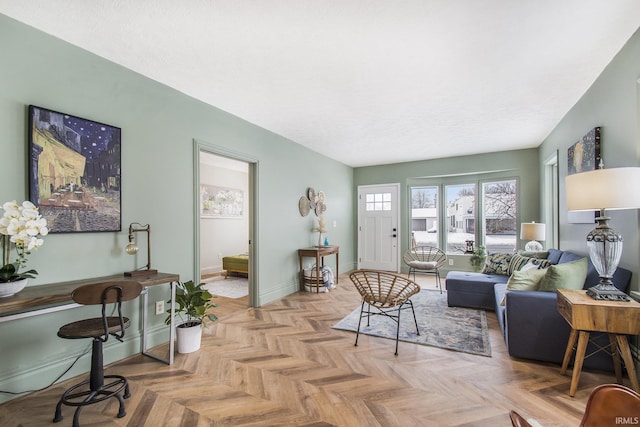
left=520, top=222, right=545, bottom=241
left=566, top=167, right=640, bottom=211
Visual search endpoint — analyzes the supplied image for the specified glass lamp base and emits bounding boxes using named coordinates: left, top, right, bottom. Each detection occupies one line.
left=586, top=283, right=630, bottom=301
left=524, top=240, right=543, bottom=252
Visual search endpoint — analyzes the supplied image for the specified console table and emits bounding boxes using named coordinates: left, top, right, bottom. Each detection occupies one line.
left=0, top=272, right=180, bottom=365
left=298, top=246, right=339, bottom=292
left=557, top=289, right=640, bottom=396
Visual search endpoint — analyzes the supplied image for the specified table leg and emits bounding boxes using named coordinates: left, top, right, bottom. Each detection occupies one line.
left=299, top=254, right=304, bottom=292
left=616, top=334, right=640, bottom=393
left=315, top=253, right=320, bottom=293
left=336, top=250, right=339, bottom=284
left=141, top=281, right=176, bottom=365
left=609, top=333, right=623, bottom=384
left=560, top=328, right=578, bottom=375
left=569, top=330, right=590, bottom=397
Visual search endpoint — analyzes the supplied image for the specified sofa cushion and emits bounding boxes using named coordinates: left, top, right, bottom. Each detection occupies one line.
left=446, top=271, right=508, bottom=310
left=547, top=249, right=563, bottom=264
left=518, top=250, right=550, bottom=259
left=500, top=268, right=547, bottom=305
left=509, top=253, right=552, bottom=274
left=481, top=252, right=512, bottom=275
left=538, top=257, right=588, bottom=292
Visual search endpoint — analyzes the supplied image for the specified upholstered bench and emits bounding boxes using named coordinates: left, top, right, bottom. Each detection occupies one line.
left=222, top=254, right=248, bottom=278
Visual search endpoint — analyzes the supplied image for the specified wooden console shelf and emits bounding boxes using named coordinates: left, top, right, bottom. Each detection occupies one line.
left=0, top=272, right=179, bottom=318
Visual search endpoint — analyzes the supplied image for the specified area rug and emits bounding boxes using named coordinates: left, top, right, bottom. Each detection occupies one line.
left=332, top=290, right=491, bottom=356
left=202, top=276, right=248, bottom=299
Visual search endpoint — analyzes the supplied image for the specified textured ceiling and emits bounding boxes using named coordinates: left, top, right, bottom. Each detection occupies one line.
left=1, top=1, right=640, bottom=167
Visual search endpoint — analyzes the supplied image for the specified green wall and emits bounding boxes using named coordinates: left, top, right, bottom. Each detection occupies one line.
left=0, top=14, right=355, bottom=402
left=354, top=148, right=540, bottom=272
left=539, top=26, right=640, bottom=293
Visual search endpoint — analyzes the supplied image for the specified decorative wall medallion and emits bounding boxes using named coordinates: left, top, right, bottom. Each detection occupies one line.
left=299, top=196, right=310, bottom=216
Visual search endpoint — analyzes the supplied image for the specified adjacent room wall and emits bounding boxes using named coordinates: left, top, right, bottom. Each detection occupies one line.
left=199, top=160, right=249, bottom=276
left=539, top=26, right=640, bottom=293
left=0, top=14, right=354, bottom=402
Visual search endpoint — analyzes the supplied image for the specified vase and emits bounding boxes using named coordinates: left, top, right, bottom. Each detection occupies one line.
left=0, top=278, right=28, bottom=298
left=176, top=321, right=202, bottom=353
left=317, top=232, right=323, bottom=247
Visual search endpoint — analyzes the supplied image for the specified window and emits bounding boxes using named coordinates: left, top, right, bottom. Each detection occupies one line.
left=482, top=179, right=517, bottom=253
left=365, top=192, right=391, bottom=211
left=410, top=186, right=438, bottom=247
left=445, top=184, right=475, bottom=254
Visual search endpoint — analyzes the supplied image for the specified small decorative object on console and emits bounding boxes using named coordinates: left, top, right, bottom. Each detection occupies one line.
left=0, top=200, right=48, bottom=296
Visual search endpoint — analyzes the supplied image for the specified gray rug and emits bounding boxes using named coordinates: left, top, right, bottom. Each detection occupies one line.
left=333, top=290, right=491, bottom=356
left=202, top=276, right=248, bottom=299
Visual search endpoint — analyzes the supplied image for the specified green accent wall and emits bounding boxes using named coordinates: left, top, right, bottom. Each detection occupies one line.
left=0, top=14, right=354, bottom=402
left=354, top=149, right=540, bottom=272
left=539, top=27, right=640, bottom=293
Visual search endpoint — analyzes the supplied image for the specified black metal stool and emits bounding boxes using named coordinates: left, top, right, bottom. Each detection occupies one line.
left=53, top=281, right=142, bottom=427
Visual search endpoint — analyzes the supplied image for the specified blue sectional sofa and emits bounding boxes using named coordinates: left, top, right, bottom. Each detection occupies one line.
left=446, top=249, right=632, bottom=371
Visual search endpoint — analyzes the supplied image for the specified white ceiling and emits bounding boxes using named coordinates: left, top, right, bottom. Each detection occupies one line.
left=2, top=1, right=640, bottom=167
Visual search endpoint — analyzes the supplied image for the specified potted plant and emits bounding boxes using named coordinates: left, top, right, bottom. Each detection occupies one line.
left=469, top=245, right=486, bottom=272
left=0, top=200, right=48, bottom=298
left=165, top=280, right=217, bottom=353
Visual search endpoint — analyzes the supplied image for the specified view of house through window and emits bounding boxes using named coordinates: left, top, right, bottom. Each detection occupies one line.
left=410, top=179, right=517, bottom=254
left=482, top=179, right=517, bottom=253
left=446, top=184, right=476, bottom=253
left=410, top=186, right=438, bottom=247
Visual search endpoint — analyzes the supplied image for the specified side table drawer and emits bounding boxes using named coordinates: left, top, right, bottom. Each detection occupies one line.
left=557, top=292, right=572, bottom=324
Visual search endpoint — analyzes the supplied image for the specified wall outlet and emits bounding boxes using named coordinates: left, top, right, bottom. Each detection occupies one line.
left=155, top=301, right=164, bottom=315
left=448, top=258, right=454, bottom=266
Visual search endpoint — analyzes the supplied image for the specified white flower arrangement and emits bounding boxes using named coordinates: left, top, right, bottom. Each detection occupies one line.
left=0, top=200, right=48, bottom=282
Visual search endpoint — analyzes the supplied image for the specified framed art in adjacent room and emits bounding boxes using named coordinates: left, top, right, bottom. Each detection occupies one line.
left=28, top=105, right=122, bottom=233
left=200, top=184, right=244, bottom=218
left=567, top=127, right=600, bottom=224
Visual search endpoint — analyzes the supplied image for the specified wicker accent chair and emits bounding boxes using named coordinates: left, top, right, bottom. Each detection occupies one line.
left=579, top=384, right=640, bottom=426
left=403, top=246, right=447, bottom=293
left=349, top=270, right=421, bottom=355
left=53, top=281, right=143, bottom=427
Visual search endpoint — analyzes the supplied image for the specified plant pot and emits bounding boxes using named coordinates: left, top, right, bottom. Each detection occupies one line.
left=176, top=321, right=202, bottom=354
left=0, top=278, right=28, bottom=298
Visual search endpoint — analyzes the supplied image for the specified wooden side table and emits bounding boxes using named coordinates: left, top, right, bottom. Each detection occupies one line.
left=298, top=246, right=339, bottom=292
left=557, top=289, right=640, bottom=396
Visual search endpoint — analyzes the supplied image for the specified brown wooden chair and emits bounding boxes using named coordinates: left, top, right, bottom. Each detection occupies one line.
left=403, top=246, right=447, bottom=293
left=349, top=270, right=421, bottom=355
left=53, top=281, right=142, bottom=427
left=509, top=410, right=533, bottom=427
left=579, top=384, right=640, bottom=426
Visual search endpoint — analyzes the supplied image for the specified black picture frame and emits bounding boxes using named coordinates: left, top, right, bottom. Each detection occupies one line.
left=28, top=105, right=122, bottom=233
left=567, top=127, right=600, bottom=224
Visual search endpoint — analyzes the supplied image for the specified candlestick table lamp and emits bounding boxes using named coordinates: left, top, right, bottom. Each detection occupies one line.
left=124, top=222, right=158, bottom=277
left=566, top=167, right=640, bottom=301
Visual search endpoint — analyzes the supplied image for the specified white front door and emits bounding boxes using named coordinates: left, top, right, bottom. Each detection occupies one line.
left=357, top=184, right=400, bottom=272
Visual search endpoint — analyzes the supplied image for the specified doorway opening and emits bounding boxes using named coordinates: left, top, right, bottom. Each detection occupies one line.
left=193, top=140, right=258, bottom=307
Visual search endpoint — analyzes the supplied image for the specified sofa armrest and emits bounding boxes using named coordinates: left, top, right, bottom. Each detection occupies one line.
left=504, top=290, right=571, bottom=364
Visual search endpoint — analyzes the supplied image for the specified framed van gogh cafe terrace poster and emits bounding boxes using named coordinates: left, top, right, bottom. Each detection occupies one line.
left=28, top=105, right=122, bottom=233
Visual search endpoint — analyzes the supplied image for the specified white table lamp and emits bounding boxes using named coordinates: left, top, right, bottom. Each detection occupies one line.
left=520, top=222, right=545, bottom=252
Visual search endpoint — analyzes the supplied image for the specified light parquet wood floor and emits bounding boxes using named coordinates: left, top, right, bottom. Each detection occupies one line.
left=0, top=272, right=626, bottom=426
